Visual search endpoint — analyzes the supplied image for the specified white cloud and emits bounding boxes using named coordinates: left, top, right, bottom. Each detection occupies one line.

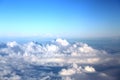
left=56, top=38, right=69, bottom=46
left=84, top=66, right=96, bottom=72
left=78, top=43, right=95, bottom=53
left=0, top=38, right=109, bottom=65
left=7, top=41, right=18, bottom=47
left=46, top=44, right=59, bottom=52
left=59, top=68, right=76, bottom=76
left=59, top=63, right=95, bottom=76
left=0, top=38, right=119, bottom=80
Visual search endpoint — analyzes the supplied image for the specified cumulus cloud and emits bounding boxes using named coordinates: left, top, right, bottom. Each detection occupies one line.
left=0, top=38, right=117, bottom=65
left=55, top=38, right=69, bottom=46
left=7, top=41, right=18, bottom=47
left=59, top=63, right=82, bottom=76
left=46, top=44, right=59, bottom=52
left=84, top=66, right=96, bottom=72
left=0, top=38, right=119, bottom=80
left=59, top=63, right=95, bottom=76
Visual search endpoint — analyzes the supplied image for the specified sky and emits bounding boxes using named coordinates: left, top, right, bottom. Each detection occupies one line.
left=0, top=0, right=120, bottom=38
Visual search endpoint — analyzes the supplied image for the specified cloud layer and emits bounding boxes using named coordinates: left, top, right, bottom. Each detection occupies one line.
left=0, top=38, right=119, bottom=80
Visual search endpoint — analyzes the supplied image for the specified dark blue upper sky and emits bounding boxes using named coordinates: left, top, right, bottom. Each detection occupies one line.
left=0, top=0, right=120, bottom=38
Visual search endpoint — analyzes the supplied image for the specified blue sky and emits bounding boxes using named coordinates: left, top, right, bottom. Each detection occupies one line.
left=0, top=0, right=120, bottom=38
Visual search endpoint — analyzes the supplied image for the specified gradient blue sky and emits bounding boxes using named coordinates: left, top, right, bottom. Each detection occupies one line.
left=0, top=0, right=120, bottom=38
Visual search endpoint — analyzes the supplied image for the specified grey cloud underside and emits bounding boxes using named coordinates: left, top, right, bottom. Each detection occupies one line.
left=0, top=38, right=119, bottom=80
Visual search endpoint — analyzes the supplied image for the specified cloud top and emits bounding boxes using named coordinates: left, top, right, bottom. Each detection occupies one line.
left=0, top=38, right=119, bottom=80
